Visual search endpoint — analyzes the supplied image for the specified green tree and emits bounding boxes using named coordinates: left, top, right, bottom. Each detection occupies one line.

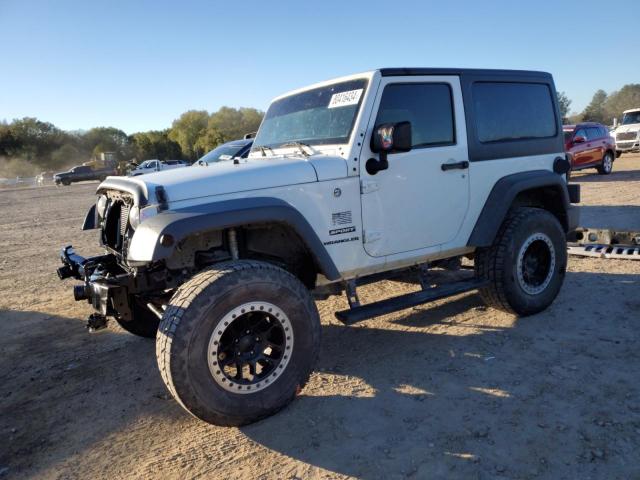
left=130, top=130, right=183, bottom=161
left=51, top=143, right=82, bottom=169
left=2, top=117, right=70, bottom=167
left=556, top=91, right=572, bottom=120
left=196, top=107, right=263, bottom=154
left=604, top=84, right=640, bottom=123
left=581, top=90, right=608, bottom=123
left=82, top=127, right=131, bottom=160
left=168, top=110, right=209, bottom=160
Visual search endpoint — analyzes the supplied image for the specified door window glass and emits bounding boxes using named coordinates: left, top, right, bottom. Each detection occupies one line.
left=375, top=83, right=455, bottom=148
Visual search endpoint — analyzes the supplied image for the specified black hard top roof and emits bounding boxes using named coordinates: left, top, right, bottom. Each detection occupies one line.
left=380, top=68, right=552, bottom=79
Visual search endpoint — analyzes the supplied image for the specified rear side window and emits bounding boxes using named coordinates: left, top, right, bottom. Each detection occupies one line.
left=473, top=82, right=557, bottom=143
left=376, top=83, right=455, bottom=148
left=586, top=127, right=602, bottom=140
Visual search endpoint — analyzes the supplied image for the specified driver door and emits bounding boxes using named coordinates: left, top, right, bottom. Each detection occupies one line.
left=360, top=76, right=470, bottom=257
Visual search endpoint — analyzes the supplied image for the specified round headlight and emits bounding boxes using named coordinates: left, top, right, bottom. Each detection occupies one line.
left=128, top=205, right=140, bottom=230
left=96, top=195, right=108, bottom=219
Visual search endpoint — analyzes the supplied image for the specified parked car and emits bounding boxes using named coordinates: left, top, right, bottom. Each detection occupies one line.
left=54, top=165, right=116, bottom=185
left=58, top=67, right=579, bottom=426
left=194, top=138, right=253, bottom=166
left=129, top=159, right=189, bottom=176
left=563, top=122, right=616, bottom=175
left=610, top=108, right=640, bottom=156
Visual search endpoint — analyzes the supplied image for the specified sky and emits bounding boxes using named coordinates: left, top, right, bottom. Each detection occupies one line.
left=1, top=0, right=638, bottom=134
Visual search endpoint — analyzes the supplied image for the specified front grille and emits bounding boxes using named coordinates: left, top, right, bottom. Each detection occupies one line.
left=101, top=191, right=133, bottom=254
left=617, top=132, right=637, bottom=141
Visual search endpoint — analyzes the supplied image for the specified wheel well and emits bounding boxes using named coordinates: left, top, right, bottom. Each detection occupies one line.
left=172, top=223, right=319, bottom=289
left=512, top=186, right=568, bottom=231
left=241, top=223, right=318, bottom=289
left=605, top=148, right=615, bottom=159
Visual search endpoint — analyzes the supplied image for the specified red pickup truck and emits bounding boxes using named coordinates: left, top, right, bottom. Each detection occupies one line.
left=564, top=122, right=616, bottom=175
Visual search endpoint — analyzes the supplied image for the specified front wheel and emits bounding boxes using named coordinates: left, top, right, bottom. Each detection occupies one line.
left=597, top=151, right=613, bottom=175
left=114, top=297, right=160, bottom=338
left=475, top=207, right=567, bottom=316
left=156, top=260, right=321, bottom=426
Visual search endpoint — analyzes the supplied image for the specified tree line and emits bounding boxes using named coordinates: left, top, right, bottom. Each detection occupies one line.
left=564, top=83, right=640, bottom=125
left=0, top=107, right=263, bottom=177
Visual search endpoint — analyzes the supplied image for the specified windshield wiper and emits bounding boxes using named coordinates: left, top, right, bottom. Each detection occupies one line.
left=258, top=145, right=275, bottom=157
left=281, top=141, right=312, bottom=158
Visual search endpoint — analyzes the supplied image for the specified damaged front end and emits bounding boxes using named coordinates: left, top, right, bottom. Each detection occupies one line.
left=57, top=246, right=136, bottom=330
left=57, top=181, right=171, bottom=332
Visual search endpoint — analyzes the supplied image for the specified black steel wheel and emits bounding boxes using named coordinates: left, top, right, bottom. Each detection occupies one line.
left=156, top=260, right=321, bottom=426
left=208, top=301, right=293, bottom=394
left=475, top=207, right=567, bottom=316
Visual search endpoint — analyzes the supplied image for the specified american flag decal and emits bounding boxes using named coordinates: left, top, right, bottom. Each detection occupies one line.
left=332, top=211, right=352, bottom=226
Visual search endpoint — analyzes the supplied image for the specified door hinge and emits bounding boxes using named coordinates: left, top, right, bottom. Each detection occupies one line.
left=360, top=179, right=379, bottom=194
left=363, top=230, right=382, bottom=244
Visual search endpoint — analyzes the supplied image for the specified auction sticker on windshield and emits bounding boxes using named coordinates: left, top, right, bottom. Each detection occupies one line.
left=328, top=89, right=363, bottom=108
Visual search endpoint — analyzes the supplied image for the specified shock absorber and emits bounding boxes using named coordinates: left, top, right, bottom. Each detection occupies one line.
left=228, top=228, right=239, bottom=260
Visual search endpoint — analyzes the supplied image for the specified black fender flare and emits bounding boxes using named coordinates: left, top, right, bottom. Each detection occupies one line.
left=467, top=170, right=578, bottom=248
left=130, top=197, right=341, bottom=281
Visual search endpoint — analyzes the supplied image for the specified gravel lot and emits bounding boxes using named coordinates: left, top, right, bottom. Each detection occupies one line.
left=1, top=154, right=640, bottom=479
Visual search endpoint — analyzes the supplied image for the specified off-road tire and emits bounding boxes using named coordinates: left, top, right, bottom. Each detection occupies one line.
left=475, top=207, right=567, bottom=316
left=156, top=260, right=321, bottom=426
left=114, top=298, right=160, bottom=338
left=597, top=151, right=613, bottom=175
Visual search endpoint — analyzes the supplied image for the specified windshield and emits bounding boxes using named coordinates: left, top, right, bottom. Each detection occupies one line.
left=563, top=131, right=574, bottom=142
left=198, top=143, right=248, bottom=164
left=139, top=160, right=155, bottom=168
left=252, top=79, right=368, bottom=150
left=622, top=111, right=640, bottom=125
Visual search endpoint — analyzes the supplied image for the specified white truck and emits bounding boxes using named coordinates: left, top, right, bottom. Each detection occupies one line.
left=57, top=67, right=580, bottom=426
left=129, top=159, right=189, bottom=176
left=611, top=108, right=640, bottom=156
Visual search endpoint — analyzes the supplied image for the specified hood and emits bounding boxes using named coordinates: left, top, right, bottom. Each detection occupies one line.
left=614, top=124, right=640, bottom=133
left=104, top=155, right=349, bottom=206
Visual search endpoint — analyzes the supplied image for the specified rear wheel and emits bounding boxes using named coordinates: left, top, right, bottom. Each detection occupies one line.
left=475, top=207, right=567, bottom=316
left=597, top=151, right=613, bottom=175
left=156, top=260, right=321, bottom=426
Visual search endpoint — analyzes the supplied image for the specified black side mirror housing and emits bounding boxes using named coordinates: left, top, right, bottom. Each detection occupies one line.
left=367, top=121, right=412, bottom=175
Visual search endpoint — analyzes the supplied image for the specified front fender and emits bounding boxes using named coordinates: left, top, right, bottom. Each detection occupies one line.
left=127, top=197, right=340, bottom=280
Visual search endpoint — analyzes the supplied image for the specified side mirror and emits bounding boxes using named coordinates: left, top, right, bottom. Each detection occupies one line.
left=367, top=121, right=412, bottom=175
left=573, top=135, right=586, bottom=144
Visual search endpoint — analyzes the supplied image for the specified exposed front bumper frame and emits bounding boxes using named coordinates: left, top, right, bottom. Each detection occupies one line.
left=57, top=245, right=132, bottom=318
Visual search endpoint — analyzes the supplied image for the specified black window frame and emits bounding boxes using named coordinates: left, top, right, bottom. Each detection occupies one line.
left=472, top=81, right=558, bottom=144
left=375, top=81, right=457, bottom=150
left=460, top=73, right=563, bottom=162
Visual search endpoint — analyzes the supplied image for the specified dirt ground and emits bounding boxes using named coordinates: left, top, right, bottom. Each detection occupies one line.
left=1, top=154, right=640, bottom=480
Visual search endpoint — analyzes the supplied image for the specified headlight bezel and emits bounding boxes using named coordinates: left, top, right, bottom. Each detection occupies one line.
left=128, top=204, right=158, bottom=230
left=96, top=195, right=108, bottom=220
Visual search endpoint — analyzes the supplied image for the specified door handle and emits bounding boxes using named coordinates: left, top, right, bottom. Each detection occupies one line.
left=441, top=160, right=469, bottom=171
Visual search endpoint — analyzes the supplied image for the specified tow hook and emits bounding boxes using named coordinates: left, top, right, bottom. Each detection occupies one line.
left=86, top=313, right=108, bottom=332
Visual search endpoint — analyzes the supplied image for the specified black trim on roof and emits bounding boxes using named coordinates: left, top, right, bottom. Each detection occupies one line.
left=380, top=68, right=551, bottom=79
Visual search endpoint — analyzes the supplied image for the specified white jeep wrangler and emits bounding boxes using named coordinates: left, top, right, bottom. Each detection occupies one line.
left=58, top=68, right=580, bottom=426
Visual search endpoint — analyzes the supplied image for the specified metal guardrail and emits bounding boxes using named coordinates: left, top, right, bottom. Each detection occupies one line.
left=0, top=176, right=38, bottom=187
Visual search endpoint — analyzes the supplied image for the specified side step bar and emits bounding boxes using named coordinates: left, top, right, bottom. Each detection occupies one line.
left=335, top=278, right=488, bottom=325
